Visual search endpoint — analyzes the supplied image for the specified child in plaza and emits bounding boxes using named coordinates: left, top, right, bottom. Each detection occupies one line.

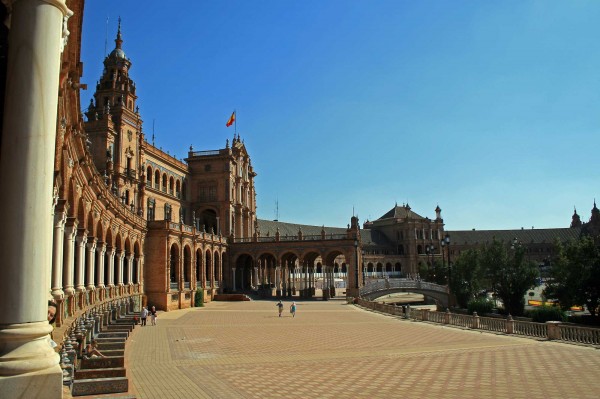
left=150, top=306, right=158, bottom=325
left=290, top=301, right=297, bottom=318
left=276, top=300, right=284, bottom=317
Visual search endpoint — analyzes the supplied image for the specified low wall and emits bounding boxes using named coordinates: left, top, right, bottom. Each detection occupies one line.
left=355, top=298, right=600, bottom=346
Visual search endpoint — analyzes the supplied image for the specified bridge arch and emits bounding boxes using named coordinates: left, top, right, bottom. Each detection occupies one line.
left=360, top=279, right=450, bottom=308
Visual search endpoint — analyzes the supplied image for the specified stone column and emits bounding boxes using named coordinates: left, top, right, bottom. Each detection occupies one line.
left=128, top=255, right=134, bottom=285
left=116, top=251, right=125, bottom=286
left=253, top=266, right=258, bottom=287
left=97, top=243, right=106, bottom=288
left=75, top=230, right=87, bottom=292
left=86, top=239, right=97, bottom=290
left=137, top=255, right=144, bottom=286
left=0, top=0, right=72, bottom=395
left=62, top=219, right=78, bottom=296
left=51, top=207, right=67, bottom=299
left=107, top=247, right=116, bottom=287
left=232, top=267, right=237, bottom=291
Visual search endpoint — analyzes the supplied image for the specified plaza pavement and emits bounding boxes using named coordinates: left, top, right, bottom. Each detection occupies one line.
left=123, top=298, right=600, bottom=399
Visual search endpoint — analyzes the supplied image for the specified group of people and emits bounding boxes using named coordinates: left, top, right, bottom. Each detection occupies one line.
left=140, top=305, right=158, bottom=326
left=276, top=300, right=297, bottom=317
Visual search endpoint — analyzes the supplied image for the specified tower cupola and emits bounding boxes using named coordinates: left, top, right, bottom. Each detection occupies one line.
left=571, top=207, right=582, bottom=228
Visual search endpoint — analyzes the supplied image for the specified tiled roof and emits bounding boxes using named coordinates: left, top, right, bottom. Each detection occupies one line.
left=446, top=227, right=581, bottom=246
left=256, top=219, right=347, bottom=237
left=378, top=205, right=425, bottom=221
left=360, top=229, right=393, bottom=247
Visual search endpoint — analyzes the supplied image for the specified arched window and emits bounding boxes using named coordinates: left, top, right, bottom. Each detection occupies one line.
left=154, top=170, right=160, bottom=189
left=162, top=173, right=167, bottom=192
left=146, top=166, right=152, bottom=185
left=169, top=176, right=174, bottom=195
left=176, top=180, right=181, bottom=198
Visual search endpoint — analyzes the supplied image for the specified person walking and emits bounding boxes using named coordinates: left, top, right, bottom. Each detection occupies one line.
left=276, top=300, right=284, bottom=317
left=140, top=306, right=148, bottom=326
left=290, top=301, right=297, bottom=318
left=150, top=305, right=158, bottom=326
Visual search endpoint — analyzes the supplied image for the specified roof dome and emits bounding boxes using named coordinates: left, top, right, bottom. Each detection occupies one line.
left=109, top=47, right=126, bottom=60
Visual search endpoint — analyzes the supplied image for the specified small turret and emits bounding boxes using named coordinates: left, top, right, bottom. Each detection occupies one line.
left=435, top=205, right=442, bottom=221
left=571, top=207, right=582, bottom=228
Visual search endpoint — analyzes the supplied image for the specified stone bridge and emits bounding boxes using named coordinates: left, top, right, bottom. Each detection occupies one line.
left=360, top=279, right=450, bottom=308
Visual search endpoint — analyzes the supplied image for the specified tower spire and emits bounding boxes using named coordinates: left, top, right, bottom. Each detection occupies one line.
left=115, top=16, right=123, bottom=49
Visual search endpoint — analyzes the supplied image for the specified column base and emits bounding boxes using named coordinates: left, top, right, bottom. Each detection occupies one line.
left=0, top=364, right=63, bottom=399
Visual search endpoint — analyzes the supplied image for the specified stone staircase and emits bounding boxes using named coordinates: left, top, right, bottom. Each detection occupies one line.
left=59, top=299, right=139, bottom=397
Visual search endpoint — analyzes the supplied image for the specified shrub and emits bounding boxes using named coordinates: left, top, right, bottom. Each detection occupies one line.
left=467, top=298, right=494, bottom=315
left=526, top=306, right=566, bottom=322
left=194, top=289, right=204, bottom=307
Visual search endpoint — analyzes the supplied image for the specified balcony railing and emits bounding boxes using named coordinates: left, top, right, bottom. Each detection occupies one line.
left=170, top=282, right=178, bottom=291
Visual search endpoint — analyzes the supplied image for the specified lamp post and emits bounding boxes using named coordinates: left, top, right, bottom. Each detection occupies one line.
left=440, top=239, right=446, bottom=279
left=425, top=244, right=435, bottom=281
left=445, top=233, right=451, bottom=285
left=361, top=250, right=366, bottom=284
left=354, top=240, right=359, bottom=289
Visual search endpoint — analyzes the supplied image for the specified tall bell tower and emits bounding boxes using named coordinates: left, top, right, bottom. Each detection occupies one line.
left=85, top=18, right=144, bottom=210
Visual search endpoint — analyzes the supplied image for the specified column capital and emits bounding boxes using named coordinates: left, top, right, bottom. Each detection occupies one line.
left=75, top=229, right=88, bottom=244
left=86, top=237, right=97, bottom=249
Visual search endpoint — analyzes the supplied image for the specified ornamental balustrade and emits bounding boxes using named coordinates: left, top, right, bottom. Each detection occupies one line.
left=233, top=233, right=349, bottom=244
left=355, top=298, right=600, bottom=347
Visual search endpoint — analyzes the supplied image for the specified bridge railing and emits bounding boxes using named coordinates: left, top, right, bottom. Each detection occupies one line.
left=359, top=278, right=449, bottom=297
left=354, top=298, right=600, bottom=347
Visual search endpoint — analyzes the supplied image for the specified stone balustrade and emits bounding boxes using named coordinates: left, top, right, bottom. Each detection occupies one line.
left=355, top=298, right=600, bottom=346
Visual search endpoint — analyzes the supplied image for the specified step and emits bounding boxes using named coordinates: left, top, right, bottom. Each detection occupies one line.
left=102, top=350, right=125, bottom=357
left=75, top=367, right=126, bottom=380
left=104, top=325, right=134, bottom=332
left=97, top=331, right=129, bottom=339
left=71, top=376, right=128, bottom=396
left=95, top=337, right=126, bottom=344
left=80, top=356, right=124, bottom=370
left=96, top=342, right=125, bottom=351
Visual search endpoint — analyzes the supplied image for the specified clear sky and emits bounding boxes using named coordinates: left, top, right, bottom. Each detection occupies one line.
left=80, top=1, right=600, bottom=231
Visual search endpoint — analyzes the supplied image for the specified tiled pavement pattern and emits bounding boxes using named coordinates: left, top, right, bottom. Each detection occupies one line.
left=126, top=300, right=600, bottom=399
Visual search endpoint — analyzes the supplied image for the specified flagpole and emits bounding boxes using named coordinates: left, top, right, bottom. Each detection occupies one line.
left=234, top=109, right=237, bottom=136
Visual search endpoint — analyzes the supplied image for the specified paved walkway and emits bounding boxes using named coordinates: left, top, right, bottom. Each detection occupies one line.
left=125, top=299, right=600, bottom=399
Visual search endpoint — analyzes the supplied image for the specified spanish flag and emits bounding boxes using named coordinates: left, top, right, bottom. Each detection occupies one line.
left=226, top=111, right=235, bottom=127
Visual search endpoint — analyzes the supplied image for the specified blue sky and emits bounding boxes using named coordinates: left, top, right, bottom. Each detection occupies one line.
left=80, top=1, right=600, bottom=231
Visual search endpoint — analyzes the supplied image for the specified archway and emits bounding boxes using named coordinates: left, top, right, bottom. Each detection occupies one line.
left=170, top=243, right=179, bottom=291
left=234, top=253, right=254, bottom=291
left=199, top=209, right=218, bottom=234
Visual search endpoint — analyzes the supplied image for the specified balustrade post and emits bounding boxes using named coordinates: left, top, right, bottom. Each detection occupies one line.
left=506, top=314, right=514, bottom=334
left=444, top=308, right=450, bottom=324
left=472, top=312, right=480, bottom=329
left=546, top=321, right=561, bottom=340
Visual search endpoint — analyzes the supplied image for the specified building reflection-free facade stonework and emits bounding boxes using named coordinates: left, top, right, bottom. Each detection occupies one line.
left=0, top=1, right=596, bottom=397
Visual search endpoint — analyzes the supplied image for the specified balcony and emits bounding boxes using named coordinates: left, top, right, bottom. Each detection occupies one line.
left=170, top=282, right=178, bottom=291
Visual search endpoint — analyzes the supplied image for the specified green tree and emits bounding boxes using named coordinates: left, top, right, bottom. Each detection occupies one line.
left=481, top=240, right=539, bottom=316
left=450, top=249, right=483, bottom=308
left=545, top=237, right=600, bottom=317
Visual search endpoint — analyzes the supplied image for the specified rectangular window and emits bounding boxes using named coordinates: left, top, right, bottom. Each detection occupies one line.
left=198, top=185, right=217, bottom=202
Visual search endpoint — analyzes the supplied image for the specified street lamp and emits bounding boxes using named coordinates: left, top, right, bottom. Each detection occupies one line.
left=361, top=250, right=366, bottom=284
left=425, top=244, right=435, bottom=281
left=444, top=233, right=451, bottom=285
left=354, top=240, right=359, bottom=289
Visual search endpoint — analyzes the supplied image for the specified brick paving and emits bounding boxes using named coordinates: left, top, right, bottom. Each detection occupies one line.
left=125, top=299, right=600, bottom=399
